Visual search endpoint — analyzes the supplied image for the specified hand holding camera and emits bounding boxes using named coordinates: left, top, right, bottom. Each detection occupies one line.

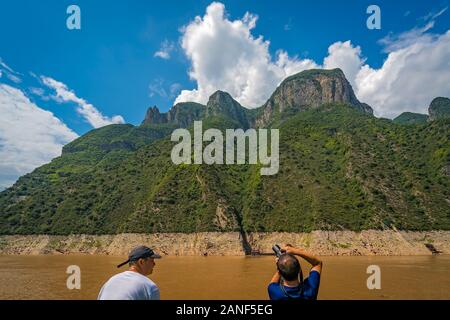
left=273, top=244, right=295, bottom=257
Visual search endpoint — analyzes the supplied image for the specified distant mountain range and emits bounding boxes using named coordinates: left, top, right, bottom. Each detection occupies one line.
left=393, top=97, right=450, bottom=124
left=0, top=69, right=449, bottom=235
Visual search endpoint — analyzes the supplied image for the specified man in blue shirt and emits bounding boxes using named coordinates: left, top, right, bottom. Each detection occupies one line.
left=268, top=244, right=322, bottom=300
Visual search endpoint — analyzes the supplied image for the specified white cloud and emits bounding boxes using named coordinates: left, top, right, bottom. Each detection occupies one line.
left=175, top=2, right=317, bottom=108
left=175, top=2, right=450, bottom=118
left=154, top=40, right=175, bottom=60
left=421, top=6, right=448, bottom=21
left=149, top=79, right=182, bottom=100
left=29, top=87, right=45, bottom=97
left=323, top=41, right=365, bottom=87
left=0, top=58, right=22, bottom=83
left=149, top=78, right=168, bottom=98
left=0, top=59, right=15, bottom=74
left=169, top=83, right=182, bottom=98
left=0, top=84, right=78, bottom=190
left=41, top=76, right=125, bottom=128
left=355, top=30, right=450, bottom=118
left=379, top=6, right=448, bottom=53
left=378, top=22, right=436, bottom=53
left=6, top=73, right=22, bottom=84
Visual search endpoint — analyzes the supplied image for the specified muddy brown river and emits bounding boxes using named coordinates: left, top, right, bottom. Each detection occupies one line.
left=0, top=255, right=449, bottom=299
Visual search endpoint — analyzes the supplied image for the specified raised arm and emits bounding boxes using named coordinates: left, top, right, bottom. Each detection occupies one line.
left=282, top=245, right=323, bottom=274
left=269, top=270, right=281, bottom=284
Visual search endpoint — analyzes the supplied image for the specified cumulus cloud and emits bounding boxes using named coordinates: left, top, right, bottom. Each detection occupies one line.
left=154, top=40, right=175, bottom=59
left=355, top=30, right=450, bottom=118
left=0, top=84, right=78, bottom=190
left=41, top=76, right=125, bottom=128
left=323, top=41, right=365, bottom=88
left=175, top=2, right=450, bottom=118
left=175, top=2, right=317, bottom=108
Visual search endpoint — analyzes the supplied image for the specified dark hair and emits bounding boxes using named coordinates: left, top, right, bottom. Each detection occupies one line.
left=277, top=254, right=300, bottom=281
left=129, top=257, right=148, bottom=267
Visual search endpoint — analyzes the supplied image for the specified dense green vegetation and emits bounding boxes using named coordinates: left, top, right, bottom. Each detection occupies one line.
left=393, top=112, right=428, bottom=124
left=1, top=69, right=449, bottom=235
left=0, top=102, right=449, bottom=235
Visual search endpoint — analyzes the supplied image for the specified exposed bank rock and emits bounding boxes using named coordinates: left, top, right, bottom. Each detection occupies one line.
left=1, top=231, right=449, bottom=256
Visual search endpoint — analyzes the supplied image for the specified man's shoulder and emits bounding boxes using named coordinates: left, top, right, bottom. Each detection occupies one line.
left=129, top=272, right=159, bottom=291
left=268, top=282, right=279, bottom=291
left=267, top=282, right=282, bottom=300
left=305, top=270, right=320, bottom=283
left=107, top=272, right=155, bottom=286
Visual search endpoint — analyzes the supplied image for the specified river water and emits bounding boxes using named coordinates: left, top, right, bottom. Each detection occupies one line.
left=0, top=255, right=449, bottom=300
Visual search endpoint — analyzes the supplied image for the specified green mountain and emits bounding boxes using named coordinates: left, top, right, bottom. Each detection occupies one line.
left=393, top=97, right=450, bottom=124
left=0, top=69, right=449, bottom=235
left=393, top=112, right=428, bottom=124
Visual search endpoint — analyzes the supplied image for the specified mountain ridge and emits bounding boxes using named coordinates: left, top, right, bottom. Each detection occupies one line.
left=0, top=68, right=449, bottom=235
left=142, top=68, right=374, bottom=129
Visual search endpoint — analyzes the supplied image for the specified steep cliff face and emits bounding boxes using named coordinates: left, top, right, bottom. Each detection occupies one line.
left=255, top=68, right=373, bottom=127
left=428, top=97, right=450, bottom=121
left=142, top=106, right=167, bottom=125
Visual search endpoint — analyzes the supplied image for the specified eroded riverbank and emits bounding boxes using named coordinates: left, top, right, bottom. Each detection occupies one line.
left=1, top=230, right=449, bottom=256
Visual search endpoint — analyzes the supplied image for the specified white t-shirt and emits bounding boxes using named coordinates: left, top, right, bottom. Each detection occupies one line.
left=98, top=271, right=160, bottom=300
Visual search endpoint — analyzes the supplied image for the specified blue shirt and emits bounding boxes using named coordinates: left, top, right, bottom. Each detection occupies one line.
left=268, top=270, right=320, bottom=300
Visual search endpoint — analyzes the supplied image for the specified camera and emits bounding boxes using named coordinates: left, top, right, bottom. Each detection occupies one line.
left=272, top=244, right=283, bottom=257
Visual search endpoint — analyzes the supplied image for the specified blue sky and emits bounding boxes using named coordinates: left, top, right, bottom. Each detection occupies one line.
left=0, top=0, right=448, bottom=131
left=0, top=0, right=449, bottom=189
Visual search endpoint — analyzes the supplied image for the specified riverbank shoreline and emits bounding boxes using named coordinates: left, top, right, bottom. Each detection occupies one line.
left=0, top=230, right=449, bottom=256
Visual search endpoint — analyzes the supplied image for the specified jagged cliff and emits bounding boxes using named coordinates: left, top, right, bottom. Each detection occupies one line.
left=255, top=68, right=373, bottom=127
left=429, top=97, right=450, bottom=121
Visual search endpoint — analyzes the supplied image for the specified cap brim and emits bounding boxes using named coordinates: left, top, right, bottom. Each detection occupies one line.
left=151, top=253, right=162, bottom=259
left=117, top=260, right=130, bottom=268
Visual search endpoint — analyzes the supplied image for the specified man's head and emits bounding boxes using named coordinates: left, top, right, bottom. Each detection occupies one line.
left=129, top=257, right=156, bottom=276
left=117, top=245, right=161, bottom=276
left=277, top=254, right=300, bottom=281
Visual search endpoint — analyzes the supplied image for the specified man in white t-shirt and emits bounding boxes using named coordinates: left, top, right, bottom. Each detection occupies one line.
left=98, top=245, right=162, bottom=300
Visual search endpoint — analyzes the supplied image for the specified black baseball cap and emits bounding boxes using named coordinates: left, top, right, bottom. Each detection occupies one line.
left=117, top=245, right=162, bottom=268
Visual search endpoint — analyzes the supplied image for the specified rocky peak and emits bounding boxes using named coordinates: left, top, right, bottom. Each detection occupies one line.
left=141, top=103, right=206, bottom=127
left=428, top=97, right=450, bottom=121
left=207, top=91, right=240, bottom=112
left=142, top=106, right=167, bottom=125
left=206, top=90, right=249, bottom=128
left=256, top=68, right=373, bottom=126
